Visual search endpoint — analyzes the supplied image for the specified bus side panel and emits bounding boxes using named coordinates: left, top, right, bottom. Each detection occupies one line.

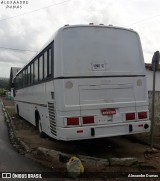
left=14, top=81, right=55, bottom=138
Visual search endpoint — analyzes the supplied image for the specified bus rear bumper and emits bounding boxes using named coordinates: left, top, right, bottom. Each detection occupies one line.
left=56, top=120, right=150, bottom=141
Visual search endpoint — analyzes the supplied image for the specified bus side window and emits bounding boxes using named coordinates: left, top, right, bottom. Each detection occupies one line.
left=22, top=70, right=25, bottom=87
left=15, top=77, right=17, bottom=89
left=39, top=55, right=43, bottom=81
left=19, top=73, right=22, bottom=88
left=25, top=69, right=28, bottom=86
left=28, top=65, right=31, bottom=85
left=15, top=76, right=18, bottom=89
left=14, top=77, right=16, bottom=89
left=44, top=51, right=47, bottom=79
left=48, top=48, right=52, bottom=77
left=34, top=59, right=38, bottom=83
left=31, top=63, right=34, bottom=84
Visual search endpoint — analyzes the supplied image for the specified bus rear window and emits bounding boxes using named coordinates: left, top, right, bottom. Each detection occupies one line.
left=62, top=27, right=145, bottom=77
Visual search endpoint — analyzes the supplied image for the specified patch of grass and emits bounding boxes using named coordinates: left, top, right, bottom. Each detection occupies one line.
left=5, top=107, right=16, bottom=116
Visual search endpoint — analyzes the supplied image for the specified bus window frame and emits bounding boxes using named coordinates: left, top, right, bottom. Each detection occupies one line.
left=15, top=42, right=54, bottom=90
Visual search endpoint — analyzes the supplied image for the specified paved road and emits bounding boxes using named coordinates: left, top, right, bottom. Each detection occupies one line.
left=0, top=102, right=53, bottom=180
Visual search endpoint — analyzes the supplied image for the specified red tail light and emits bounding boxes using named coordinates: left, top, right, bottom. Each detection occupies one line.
left=83, top=116, right=94, bottom=124
left=138, top=124, right=143, bottom=127
left=126, top=113, right=135, bottom=121
left=138, top=112, right=147, bottom=119
left=67, top=117, right=79, bottom=126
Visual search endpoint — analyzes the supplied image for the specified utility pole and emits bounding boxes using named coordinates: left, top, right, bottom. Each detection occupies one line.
left=150, top=51, right=160, bottom=148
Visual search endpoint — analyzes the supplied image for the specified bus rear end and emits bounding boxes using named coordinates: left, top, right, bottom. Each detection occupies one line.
left=53, top=25, right=150, bottom=141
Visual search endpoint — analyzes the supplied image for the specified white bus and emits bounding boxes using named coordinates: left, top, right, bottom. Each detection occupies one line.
left=14, top=24, right=150, bottom=141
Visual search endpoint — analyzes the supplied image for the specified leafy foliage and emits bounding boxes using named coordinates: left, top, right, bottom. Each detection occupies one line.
left=0, top=78, right=9, bottom=90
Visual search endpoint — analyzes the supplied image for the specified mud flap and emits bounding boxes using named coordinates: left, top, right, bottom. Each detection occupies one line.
left=91, top=128, right=95, bottom=136
left=129, top=124, right=133, bottom=132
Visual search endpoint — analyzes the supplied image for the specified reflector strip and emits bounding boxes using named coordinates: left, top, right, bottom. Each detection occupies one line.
left=138, top=124, right=143, bottom=127
left=77, top=130, right=83, bottom=133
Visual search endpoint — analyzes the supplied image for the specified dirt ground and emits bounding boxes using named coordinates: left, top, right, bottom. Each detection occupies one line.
left=2, top=97, right=160, bottom=180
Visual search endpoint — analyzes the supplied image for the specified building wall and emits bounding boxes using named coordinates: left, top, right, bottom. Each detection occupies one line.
left=146, top=68, right=160, bottom=120
left=146, top=68, right=160, bottom=136
left=146, top=69, right=160, bottom=91
left=148, top=91, right=160, bottom=121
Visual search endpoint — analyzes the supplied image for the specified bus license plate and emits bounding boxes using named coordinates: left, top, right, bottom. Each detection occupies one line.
left=92, top=63, right=106, bottom=71
left=98, top=116, right=113, bottom=124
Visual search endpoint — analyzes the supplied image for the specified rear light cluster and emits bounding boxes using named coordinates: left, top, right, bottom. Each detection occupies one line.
left=67, top=118, right=79, bottom=126
left=138, top=112, right=147, bottom=119
left=66, top=111, right=148, bottom=126
left=83, top=116, right=94, bottom=124
left=126, top=112, right=148, bottom=121
left=66, top=116, right=94, bottom=126
left=126, top=113, right=135, bottom=121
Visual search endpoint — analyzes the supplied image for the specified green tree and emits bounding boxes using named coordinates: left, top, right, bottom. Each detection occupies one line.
left=0, top=78, right=9, bottom=90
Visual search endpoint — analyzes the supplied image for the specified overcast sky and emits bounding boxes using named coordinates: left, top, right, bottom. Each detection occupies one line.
left=0, top=0, right=160, bottom=77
